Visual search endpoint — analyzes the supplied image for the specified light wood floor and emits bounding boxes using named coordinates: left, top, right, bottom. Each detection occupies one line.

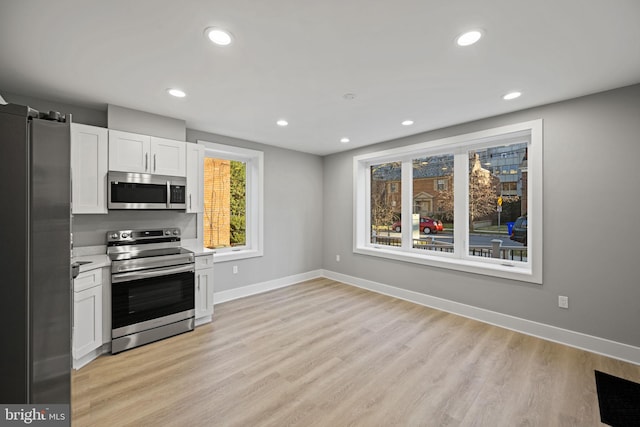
left=72, top=278, right=640, bottom=426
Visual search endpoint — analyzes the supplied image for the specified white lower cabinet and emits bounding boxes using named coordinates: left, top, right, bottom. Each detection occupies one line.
left=73, top=268, right=103, bottom=368
left=195, top=254, right=214, bottom=325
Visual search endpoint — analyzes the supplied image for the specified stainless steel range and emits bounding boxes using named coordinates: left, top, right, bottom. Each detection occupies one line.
left=107, top=227, right=195, bottom=354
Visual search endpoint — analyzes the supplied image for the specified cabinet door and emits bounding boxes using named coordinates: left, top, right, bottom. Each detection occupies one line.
left=108, top=130, right=150, bottom=173
left=186, top=143, right=204, bottom=213
left=73, top=285, right=103, bottom=360
left=150, top=137, right=186, bottom=176
left=71, top=124, right=108, bottom=214
left=195, top=267, right=214, bottom=320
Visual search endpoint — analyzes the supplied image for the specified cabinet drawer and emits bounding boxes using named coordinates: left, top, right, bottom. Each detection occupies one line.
left=195, top=254, right=214, bottom=269
left=74, top=269, right=103, bottom=293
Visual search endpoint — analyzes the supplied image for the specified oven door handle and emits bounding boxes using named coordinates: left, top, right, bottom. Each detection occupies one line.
left=112, top=264, right=194, bottom=283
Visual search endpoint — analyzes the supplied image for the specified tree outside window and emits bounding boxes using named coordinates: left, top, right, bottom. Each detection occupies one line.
left=370, top=162, right=401, bottom=245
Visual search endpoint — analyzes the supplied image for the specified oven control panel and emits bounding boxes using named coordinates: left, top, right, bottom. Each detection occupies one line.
left=107, top=228, right=181, bottom=244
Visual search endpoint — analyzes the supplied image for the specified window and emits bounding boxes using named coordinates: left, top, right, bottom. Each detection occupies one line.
left=413, top=155, right=454, bottom=253
left=197, top=140, right=264, bottom=262
left=435, top=178, right=449, bottom=191
left=203, top=158, right=246, bottom=248
left=467, top=143, right=527, bottom=260
left=501, top=182, right=517, bottom=193
left=370, top=162, right=401, bottom=247
left=354, top=120, right=542, bottom=283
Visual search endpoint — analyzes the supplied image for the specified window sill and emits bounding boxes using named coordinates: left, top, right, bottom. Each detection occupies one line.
left=354, top=245, right=540, bottom=284
left=211, top=248, right=263, bottom=263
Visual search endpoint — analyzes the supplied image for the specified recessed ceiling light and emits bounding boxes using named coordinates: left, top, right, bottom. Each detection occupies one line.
left=167, top=88, right=186, bottom=98
left=276, top=119, right=288, bottom=127
left=340, top=137, right=350, bottom=143
left=456, top=30, right=482, bottom=46
left=503, top=91, right=522, bottom=100
left=402, top=120, right=414, bottom=126
left=205, top=27, right=233, bottom=46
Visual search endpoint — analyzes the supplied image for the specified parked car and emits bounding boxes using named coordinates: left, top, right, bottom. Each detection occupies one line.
left=509, top=215, right=527, bottom=245
left=392, top=217, right=442, bottom=234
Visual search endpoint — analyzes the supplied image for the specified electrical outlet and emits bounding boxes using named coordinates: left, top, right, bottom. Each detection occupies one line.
left=558, top=295, right=569, bottom=309
left=336, top=254, right=341, bottom=262
left=233, top=265, right=238, bottom=274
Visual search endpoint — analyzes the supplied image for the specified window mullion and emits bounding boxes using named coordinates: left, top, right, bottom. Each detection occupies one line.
left=453, top=151, right=468, bottom=258
left=361, top=161, right=372, bottom=248
left=401, top=159, right=413, bottom=249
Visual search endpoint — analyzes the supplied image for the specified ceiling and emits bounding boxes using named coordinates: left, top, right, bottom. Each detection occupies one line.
left=1, top=1, right=639, bottom=156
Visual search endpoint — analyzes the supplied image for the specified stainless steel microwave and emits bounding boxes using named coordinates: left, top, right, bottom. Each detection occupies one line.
left=108, top=171, right=187, bottom=210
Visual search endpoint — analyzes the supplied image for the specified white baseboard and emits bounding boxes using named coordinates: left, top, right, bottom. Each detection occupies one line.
left=213, top=270, right=324, bottom=304
left=322, top=269, right=640, bottom=366
left=209, top=268, right=639, bottom=365
left=73, top=343, right=110, bottom=370
left=195, top=315, right=212, bottom=327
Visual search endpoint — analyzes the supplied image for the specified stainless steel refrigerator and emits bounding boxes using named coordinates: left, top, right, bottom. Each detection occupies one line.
left=0, top=103, right=71, bottom=404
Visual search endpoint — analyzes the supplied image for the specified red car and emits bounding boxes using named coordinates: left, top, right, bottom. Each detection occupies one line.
left=392, top=217, right=442, bottom=234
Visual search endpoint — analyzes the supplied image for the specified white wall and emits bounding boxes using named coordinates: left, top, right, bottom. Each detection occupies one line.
left=108, top=104, right=186, bottom=141
left=322, top=84, right=640, bottom=350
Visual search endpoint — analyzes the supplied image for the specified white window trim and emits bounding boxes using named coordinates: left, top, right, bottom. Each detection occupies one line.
left=197, top=140, right=264, bottom=263
left=353, top=120, right=543, bottom=284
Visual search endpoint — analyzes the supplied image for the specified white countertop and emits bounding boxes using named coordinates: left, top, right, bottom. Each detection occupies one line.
left=181, top=240, right=215, bottom=256
left=72, top=254, right=110, bottom=274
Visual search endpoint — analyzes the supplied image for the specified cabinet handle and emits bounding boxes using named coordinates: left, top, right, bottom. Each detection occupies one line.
left=197, top=275, right=200, bottom=290
left=189, top=194, right=192, bottom=210
left=145, top=153, right=148, bottom=171
left=154, top=154, right=157, bottom=172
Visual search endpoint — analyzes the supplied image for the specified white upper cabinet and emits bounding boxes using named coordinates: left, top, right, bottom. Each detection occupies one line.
left=108, top=130, right=186, bottom=176
left=71, top=123, right=108, bottom=214
left=186, top=143, right=204, bottom=213
left=150, top=136, right=186, bottom=177
left=108, top=130, right=150, bottom=173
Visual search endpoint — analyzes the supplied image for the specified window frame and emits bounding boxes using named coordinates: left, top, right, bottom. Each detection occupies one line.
left=353, top=120, right=543, bottom=284
left=197, top=140, right=264, bottom=262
